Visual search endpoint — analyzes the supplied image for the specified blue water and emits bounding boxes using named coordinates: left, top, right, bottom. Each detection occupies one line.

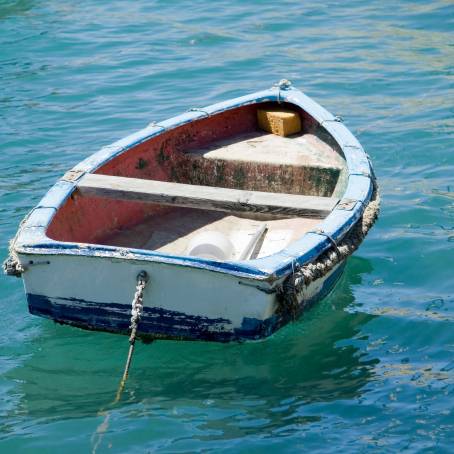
left=1, top=0, right=453, bottom=452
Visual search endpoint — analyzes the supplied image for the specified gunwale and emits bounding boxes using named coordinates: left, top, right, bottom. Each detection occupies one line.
left=13, top=86, right=373, bottom=284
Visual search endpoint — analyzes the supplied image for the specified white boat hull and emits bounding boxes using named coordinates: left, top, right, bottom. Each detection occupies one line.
left=20, top=252, right=345, bottom=342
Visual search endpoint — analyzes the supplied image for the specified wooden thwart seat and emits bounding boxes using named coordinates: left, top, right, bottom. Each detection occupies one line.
left=77, top=174, right=339, bottom=219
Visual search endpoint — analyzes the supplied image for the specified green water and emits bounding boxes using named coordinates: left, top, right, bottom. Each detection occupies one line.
left=1, top=1, right=453, bottom=452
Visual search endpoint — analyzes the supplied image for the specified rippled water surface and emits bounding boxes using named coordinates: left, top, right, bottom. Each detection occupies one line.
left=1, top=0, right=453, bottom=452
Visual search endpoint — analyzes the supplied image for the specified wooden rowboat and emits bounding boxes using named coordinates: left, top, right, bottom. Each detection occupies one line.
left=5, top=81, right=379, bottom=342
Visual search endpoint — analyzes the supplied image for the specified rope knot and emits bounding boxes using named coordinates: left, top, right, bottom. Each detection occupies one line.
left=3, top=255, right=24, bottom=277
left=279, top=184, right=380, bottom=315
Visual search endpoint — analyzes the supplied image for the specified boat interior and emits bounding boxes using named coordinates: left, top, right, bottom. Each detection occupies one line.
left=47, top=102, right=348, bottom=261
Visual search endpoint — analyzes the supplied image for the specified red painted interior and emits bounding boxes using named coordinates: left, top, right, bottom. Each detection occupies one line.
left=47, top=194, right=172, bottom=244
left=96, top=104, right=259, bottom=181
left=47, top=102, right=318, bottom=245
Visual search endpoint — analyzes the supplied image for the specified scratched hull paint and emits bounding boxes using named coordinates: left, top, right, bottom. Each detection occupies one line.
left=22, top=253, right=345, bottom=341
left=10, top=85, right=375, bottom=341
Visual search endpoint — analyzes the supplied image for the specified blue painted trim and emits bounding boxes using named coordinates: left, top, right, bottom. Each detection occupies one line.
left=27, top=293, right=280, bottom=342
left=15, top=86, right=374, bottom=283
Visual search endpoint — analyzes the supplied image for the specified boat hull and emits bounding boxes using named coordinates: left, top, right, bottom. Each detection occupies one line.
left=8, top=84, right=377, bottom=342
left=21, top=252, right=345, bottom=342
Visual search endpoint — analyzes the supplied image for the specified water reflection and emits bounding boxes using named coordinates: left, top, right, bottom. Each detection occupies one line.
left=3, top=256, right=377, bottom=442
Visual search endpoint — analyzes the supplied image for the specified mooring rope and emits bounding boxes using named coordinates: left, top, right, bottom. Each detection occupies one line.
left=117, top=270, right=148, bottom=398
left=278, top=184, right=381, bottom=316
left=91, top=271, right=149, bottom=454
left=3, top=212, right=30, bottom=277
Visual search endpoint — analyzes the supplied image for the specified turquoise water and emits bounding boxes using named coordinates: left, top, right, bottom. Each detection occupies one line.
left=1, top=0, right=453, bottom=451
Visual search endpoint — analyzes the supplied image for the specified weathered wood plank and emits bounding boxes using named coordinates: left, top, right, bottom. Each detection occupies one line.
left=77, top=174, right=338, bottom=219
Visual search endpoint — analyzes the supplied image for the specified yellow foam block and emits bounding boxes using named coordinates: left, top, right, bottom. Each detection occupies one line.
left=257, top=108, right=302, bottom=137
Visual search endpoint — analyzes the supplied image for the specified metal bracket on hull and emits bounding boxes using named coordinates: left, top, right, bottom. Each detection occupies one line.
left=320, top=116, right=344, bottom=125
left=147, top=121, right=166, bottom=131
left=187, top=107, right=210, bottom=117
left=61, top=169, right=85, bottom=182
left=336, top=198, right=359, bottom=211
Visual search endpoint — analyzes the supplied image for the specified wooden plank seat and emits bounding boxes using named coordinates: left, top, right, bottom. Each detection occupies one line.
left=175, top=132, right=346, bottom=198
left=77, top=173, right=339, bottom=219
